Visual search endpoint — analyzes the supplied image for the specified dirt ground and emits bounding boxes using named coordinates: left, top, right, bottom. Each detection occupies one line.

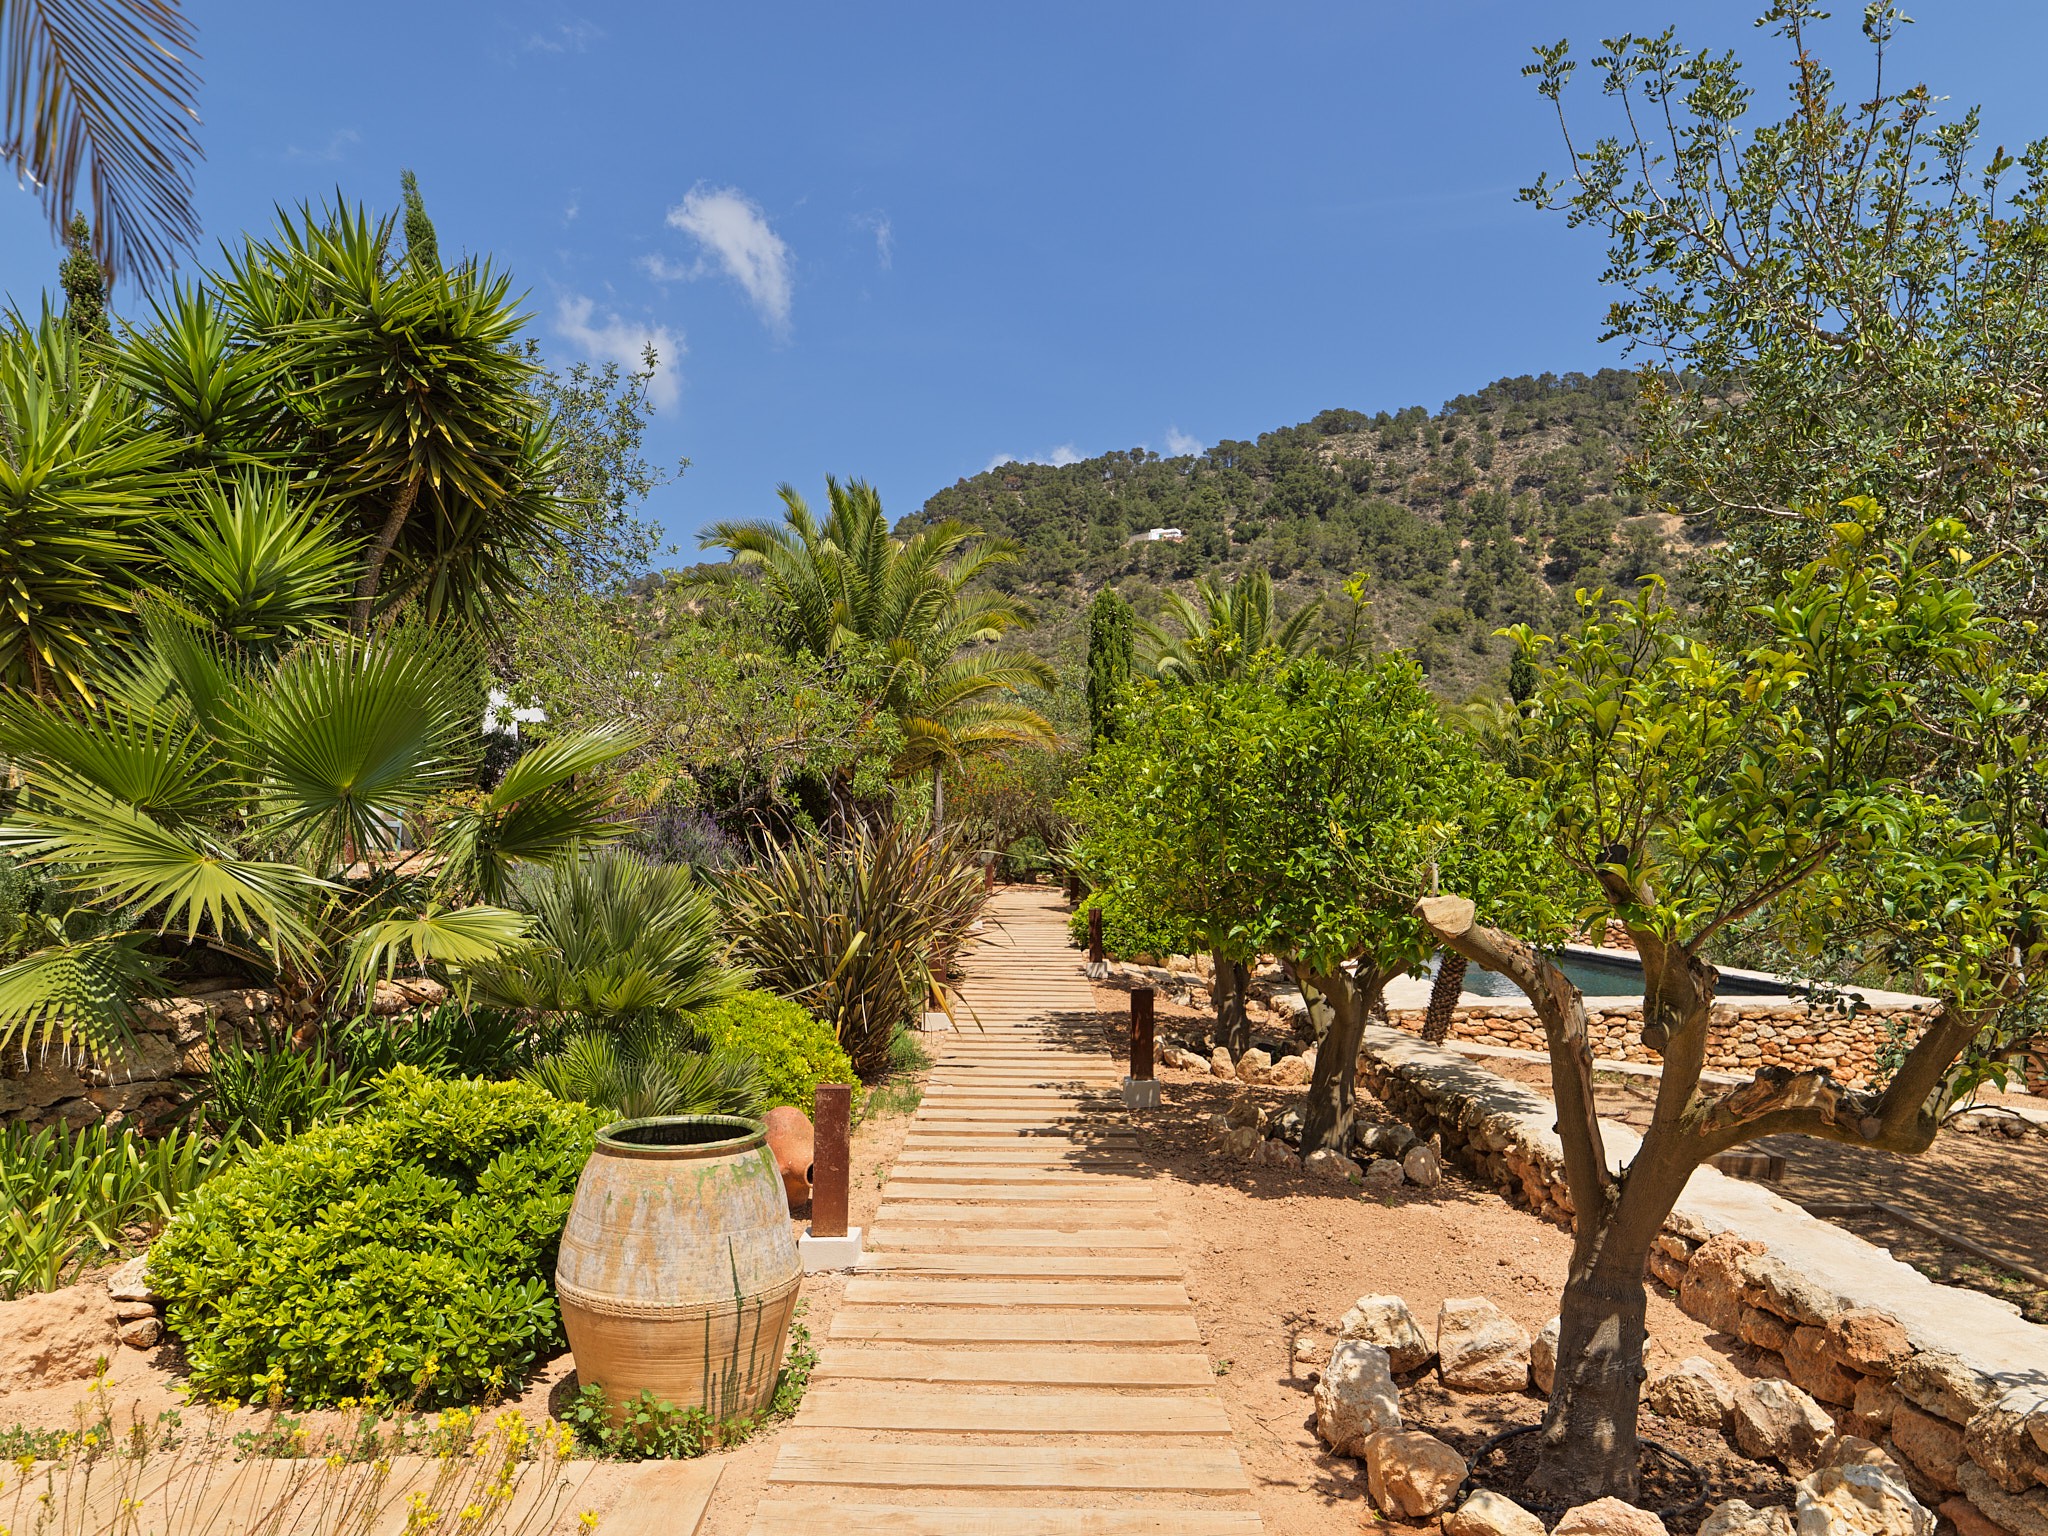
left=1475, top=1055, right=2048, bottom=1322
left=1071, top=985, right=1794, bottom=1536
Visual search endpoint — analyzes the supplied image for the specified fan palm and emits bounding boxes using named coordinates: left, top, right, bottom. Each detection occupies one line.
left=0, top=615, right=639, bottom=1057
left=701, top=478, right=1056, bottom=810
left=522, top=1019, right=764, bottom=1122
left=1138, top=569, right=1321, bottom=685
left=0, top=0, right=202, bottom=286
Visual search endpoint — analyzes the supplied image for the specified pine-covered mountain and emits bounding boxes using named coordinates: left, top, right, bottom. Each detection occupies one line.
left=901, top=369, right=1692, bottom=699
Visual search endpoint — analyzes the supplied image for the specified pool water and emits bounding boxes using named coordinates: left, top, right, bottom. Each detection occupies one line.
left=1433, top=950, right=1790, bottom=999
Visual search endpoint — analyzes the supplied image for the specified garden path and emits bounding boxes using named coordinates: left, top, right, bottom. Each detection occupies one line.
left=744, top=887, right=1265, bottom=1536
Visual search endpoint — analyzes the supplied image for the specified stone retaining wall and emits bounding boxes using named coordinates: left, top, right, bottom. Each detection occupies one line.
left=1354, top=1025, right=2048, bottom=1536
left=1, top=978, right=446, bottom=1130
left=1383, top=999, right=1925, bottom=1089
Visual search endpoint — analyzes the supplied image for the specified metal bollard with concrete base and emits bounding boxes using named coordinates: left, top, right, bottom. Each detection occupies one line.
left=798, top=1083, right=863, bottom=1272
left=1084, top=906, right=1110, bottom=979
left=1122, top=985, right=1159, bottom=1110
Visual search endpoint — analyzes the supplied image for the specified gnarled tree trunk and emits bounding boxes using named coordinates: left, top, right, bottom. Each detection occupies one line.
left=1297, top=963, right=1385, bottom=1153
left=1210, top=951, right=1251, bottom=1057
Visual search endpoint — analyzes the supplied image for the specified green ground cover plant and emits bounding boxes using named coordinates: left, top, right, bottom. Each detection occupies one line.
left=148, top=1068, right=598, bottom=1407
left=686, top=990, right=858, bottom=1112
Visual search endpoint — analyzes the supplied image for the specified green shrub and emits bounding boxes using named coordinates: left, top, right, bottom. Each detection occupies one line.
left=201, top=1028, right=371, bottom=1144
left=687, top=990, right=858, bottom=1113
left=1067, top=890, right=1193, bottom=963
left=148, top=1067, right=598, bottom=1408
left=523, top=1019, right=765, bottom=1120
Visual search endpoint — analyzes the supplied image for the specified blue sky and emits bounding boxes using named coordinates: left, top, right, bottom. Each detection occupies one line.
left=2, top=2, right=2043, bottom=557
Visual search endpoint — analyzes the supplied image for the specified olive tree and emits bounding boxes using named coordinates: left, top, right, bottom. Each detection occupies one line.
left=1066, top=654, right=1564, bottom=1141
left=1418, top=520, right=2045, bottom=1503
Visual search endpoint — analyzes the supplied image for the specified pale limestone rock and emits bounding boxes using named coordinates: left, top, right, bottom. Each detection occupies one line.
left=1786, top=1324, right=1861, bottom=1406
left=1293, top=1333, right=1322, bottom=1366
left=117, top=1316, right=162, bottom=1350
left=1235, top=1048, right=1273, bottom=1083
left=1217, top=1125, right=1260, bottom=1159
left=0, top=1285, right=121, bottom=1391
left=1890, top=1405, right=1966, bottom=1493
left=1824, top=1310, right=1913, bottom=1378
left=1402, top=1143, right=1443, bottom=1187
left=1304, top=1148, right=1362, bottom=1183
left=1897, top=1352, right=1998, bottom=1427
left=1362, top=1428, right=1468, bottom=1518
left=1553, top=1496, right=1668, bottom=1536
left=1853, top=1377, right=1903, bottom=1433
left=1700, top=1500, right=1796, bottom=1536
left=1966, top=1388, right=2048, bottom=1496
left=1734, top=1378, right=1838, bottom=1477
left=1436, top=1297, right=1533, bottom=1394
left=105, top=1255, right=157, bottom=1303
left=1210, top=1046, right=1234, bottom=1078
left=1336, top=1295, right=1432, bottom=1373
left=1681, top=1233, right=1768, bottom=1336
left=1268, top=1054, right=1311, bottom=1087
left=1530, top=1315, right=1560, bottom=1396
left=1646, top=1357, right=1736, bottom=1429
left=1794, top=1461, right=1934, bottom=1536
left=1956, top=1463, right=2048, bottom=1536
left=1363, top=1157, right=1405, bottom=1196
left=1446, top=1490, right=1547, bottom=1536
left=1314, top=1340, right=1399, bottom=1456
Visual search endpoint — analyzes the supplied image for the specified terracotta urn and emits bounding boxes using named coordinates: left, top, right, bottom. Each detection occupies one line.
left=762, top=1106, right=815, bottom=1212
left=555, top=1115, right=801, bottom=1427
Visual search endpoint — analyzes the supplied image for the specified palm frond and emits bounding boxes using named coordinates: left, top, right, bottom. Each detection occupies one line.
left=0, top=930, right=165, bottom=1059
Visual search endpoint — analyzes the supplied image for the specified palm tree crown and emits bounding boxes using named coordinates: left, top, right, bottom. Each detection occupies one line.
left=702, top=477, right=1055, bottom=779
left=1139, top=569, right=1321, bottom=685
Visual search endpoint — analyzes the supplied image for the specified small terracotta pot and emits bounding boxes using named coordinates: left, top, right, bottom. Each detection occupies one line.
left=762, top=1105, right=815, bottom=1211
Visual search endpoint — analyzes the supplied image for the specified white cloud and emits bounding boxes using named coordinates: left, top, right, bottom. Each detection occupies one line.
left=563, top=196, right=580, bottom=224
left=1047, top=444, right=1082, bottom=466
left=637, top=253, right=694, bottom=282
left=1164, top=426, right=1204, bottom=457
left=553, top=295, right=683, bottom=409
left=853, top=212, right=893, bottom=269
left=665, top=184, right=793, bottom=335
left=285, top=127, right=359, bottom=163
left=984, top=444, right=1084, bottom=472
left=525, top=20, right=601, bottom=53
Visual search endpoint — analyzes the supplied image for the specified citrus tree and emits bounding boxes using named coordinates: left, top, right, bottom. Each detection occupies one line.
left=1418, top=518, right=2047, bottom=1503
left=1067, top=654, right=1566, bottom=1140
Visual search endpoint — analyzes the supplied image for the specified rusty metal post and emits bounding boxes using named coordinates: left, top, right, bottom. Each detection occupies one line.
left=1065, top=871, right=1080, bottom=905
left=1130, top=986, right=1155, bottom=1081
left=811, top=1083, right=851, bottom=1239
left=983, top=856, right=995, bottom=894
left=1088, top=907, right=1104, bottom=965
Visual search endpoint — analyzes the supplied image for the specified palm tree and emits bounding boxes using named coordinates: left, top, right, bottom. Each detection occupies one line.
left=1138, top=569, right=1321, bottom=685
left=0, top=610, right=638, bottom=1057
left=0, top=0, right=203, bottom=287
left=702, top=478, right=1055, bottom=822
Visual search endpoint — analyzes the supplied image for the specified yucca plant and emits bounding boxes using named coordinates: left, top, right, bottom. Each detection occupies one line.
left=522, top=1018, right=764, bottom=1122
left=720, top=821, right=986, bottom=1078
left=198, top=1026, right=371, bottom=1143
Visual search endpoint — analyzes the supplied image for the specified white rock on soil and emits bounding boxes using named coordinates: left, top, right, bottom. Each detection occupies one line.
left=1363, top=1157, right=1406, bottom=1195
left=1337, top=1295, right=1433, bottom=1373
left=1445, top=1489, right=1549, bottom=1536
left=1700, top=1500, right=1796, bottom=1536
left=1402, top=1143, right=1443, bottom=1187
left=1553, top=1496, right=1670, bottom=1536
left=1794, top=1461, right=1934, bottom=1536
left=105, top=1255, right=157, bottom=1303
left=1210, top=1047, right=1234, bottom=1078
left=1235, top=1048, right=1273, bottom=1083
left=1530, top=1315, right=1560, bottom=1396
left=1437, top=1297, right=1534, bottom=1394
left=1314, top=1340, right=1401, bottom=1456
left=1293, top=1333, right=1323, bottom=1366
left=1646, top=1357, right=1737, bottom=1429
left=1267, top=1053, right=1311, bottom=1087
left=1362, top=1428, right=1469, bottom=1519
left=1733, top=1378, right=1838, bottom=1478
left=117, top=1316, right=163, bottom=1350
left=1304, top=1149, right=1362, bottom=1183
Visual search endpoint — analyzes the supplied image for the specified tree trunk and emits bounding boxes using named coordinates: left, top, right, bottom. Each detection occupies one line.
left=1298, top=964, right=1381, bottom=1153
left=1536, top=1235, right=1653, bottom=1502
left=931, top=764, right=944, bottom=833
left=351, top=474, right=423, bottom=634
left=1421, top=951, right=1466, bottom=1043
left=1210, top=951, right=1251, bottom=1057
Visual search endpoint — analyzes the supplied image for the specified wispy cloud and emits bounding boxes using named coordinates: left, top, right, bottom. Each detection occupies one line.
left=1047, top=444, right=1082, bottom=466
left=984, top=444, right=1084, bottom=472
left=1164, top=427, right=1204, bottom=457
left=285, top=128, right=359, bottom=163
left=554, top=295, right=684, bottom=409
left=637, top=253, right=694, bottom=283
left=854, top=211, right=893, bottom=269
left=563, top=195, right=580, bottom=224
left=665, top=184, right=793, bottom=336
left=524, top=19, right=602, bottom=53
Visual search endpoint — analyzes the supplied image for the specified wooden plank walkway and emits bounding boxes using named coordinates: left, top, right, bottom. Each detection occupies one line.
left=747, top=888, right=1264, bottom=1536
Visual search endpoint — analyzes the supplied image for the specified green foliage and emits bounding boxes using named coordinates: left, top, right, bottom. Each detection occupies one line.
left=58, top=216, right=108, bottom=341
left=1066, top=890, right=1195, bottom=964
left=148, top=1068, right=599, bottom=1407
left=335, top=1002, right=537, bottom=1081
left=1138, top=569, right=1320, bottom=685
left=1085, top=588, right=1133, bottom=745
left=399, top=170, right=439, bottom=272
left=466, top=849, right=737, bottom=1025
left=702, top=477, right=1056, bottom=781
left=720, top=822, right=987, bottom=1078
left=521, top=1019, right=764, bottom=1121
left=686, top=989, right=858, bottom=1113
left=1, top=1122, right=229, bottom=1299
left=566, top=1314, right=817, bottom=1460
left=200, top=1029, right=371, bottom=1144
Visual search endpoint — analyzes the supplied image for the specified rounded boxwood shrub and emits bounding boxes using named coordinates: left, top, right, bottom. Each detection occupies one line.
left=1067, top=889, right=1193, bottom=964
left=147, top=1067, right=598, bottom=1408
left=688, top=989, right=859, bottom=1112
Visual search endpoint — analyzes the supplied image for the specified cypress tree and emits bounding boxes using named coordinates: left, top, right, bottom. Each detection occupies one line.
left=1086, top=588, right=1134, bottom=746
left=400, top=169, right=440, bottom=270
left=59, top=215, right=108, bottom=341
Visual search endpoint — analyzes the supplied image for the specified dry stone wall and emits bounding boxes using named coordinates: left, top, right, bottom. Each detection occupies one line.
left=1354, top=1025, right=2048, bottom=1536
left=1, top=977, right=446, bottom=1130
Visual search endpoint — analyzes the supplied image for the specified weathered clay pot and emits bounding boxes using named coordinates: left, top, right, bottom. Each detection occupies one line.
left=556, top=1115, right=800, bottom=1426
left=762, top=1106, right=814, bottom=1211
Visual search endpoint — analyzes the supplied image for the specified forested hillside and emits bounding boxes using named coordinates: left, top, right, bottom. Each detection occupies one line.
left=903, top=369, right=1692, bottom=698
